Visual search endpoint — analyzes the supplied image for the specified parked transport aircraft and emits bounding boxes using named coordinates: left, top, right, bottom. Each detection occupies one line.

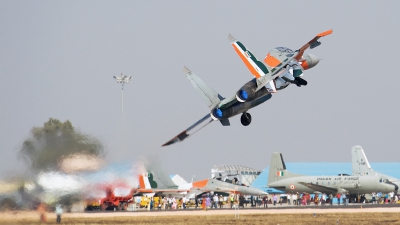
left=267, top=152, right=398, bottom=194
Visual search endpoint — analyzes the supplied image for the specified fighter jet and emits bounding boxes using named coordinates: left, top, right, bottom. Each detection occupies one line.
left=133, top=172, right=267, bottom=198
left=352, top=145, right=400, bottom=185
left=267, top=152, right=398, bottom=194
left=162, top=30, right=333, bottom=146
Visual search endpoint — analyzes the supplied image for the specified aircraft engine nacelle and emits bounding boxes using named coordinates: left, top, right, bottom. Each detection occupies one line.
left=210, top=108, right=224, bottom=120
left=300, top=53, right=320, bottom=70
left=235, top=79, right=257, bottom=102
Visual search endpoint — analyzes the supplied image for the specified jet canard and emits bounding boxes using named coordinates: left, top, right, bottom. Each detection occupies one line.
left=267, top=152, right=398, bottom=194
left=163, top=30, right=333, bottom=147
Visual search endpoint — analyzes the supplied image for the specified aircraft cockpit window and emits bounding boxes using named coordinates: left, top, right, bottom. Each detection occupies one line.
left=379, top=178, right=383, bottom=183
left=276, top=47, right=294, bottom=53
left=384, top=179, right=389, bottom=183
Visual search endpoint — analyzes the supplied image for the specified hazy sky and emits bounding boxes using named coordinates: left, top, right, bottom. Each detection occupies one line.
left=1, top=1, right=400, bottom=181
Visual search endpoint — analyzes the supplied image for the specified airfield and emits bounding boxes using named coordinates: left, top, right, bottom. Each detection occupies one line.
left=2, top=204, right=400, bottom=224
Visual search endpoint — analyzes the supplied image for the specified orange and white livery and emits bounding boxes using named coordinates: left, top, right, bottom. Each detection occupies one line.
left=163, top=30, right=333, bottom=147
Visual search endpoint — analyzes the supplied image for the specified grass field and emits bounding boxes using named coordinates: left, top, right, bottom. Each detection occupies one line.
left=2, top=212, right=400, bottom=225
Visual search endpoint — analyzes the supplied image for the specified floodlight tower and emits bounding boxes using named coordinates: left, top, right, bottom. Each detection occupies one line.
left=113, top=73, right=132, bottom=113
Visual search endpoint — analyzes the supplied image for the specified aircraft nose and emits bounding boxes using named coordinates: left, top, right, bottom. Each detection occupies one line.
left=386, top=182, right=398, bottom=191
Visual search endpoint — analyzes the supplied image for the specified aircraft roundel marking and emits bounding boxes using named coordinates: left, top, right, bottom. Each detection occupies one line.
left=290, top=184, right=295, bottom=190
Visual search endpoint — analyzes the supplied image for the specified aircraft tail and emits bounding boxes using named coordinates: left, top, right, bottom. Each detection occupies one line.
left=267, top=152, right=302, bottom=186
left=139, top=174, right=154, bottom=189
left=351, top=145, right=374, bottom=176
left=183, top=66, right=223, bottom=110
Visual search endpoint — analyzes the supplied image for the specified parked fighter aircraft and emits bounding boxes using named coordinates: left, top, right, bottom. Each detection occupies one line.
left=133, top=172, right=267, bottom=197
left=267, top=152, right=398, bottom=194
left=162, top=30, right=333, bottom=146
left=352, top=145, right=400, bottom=184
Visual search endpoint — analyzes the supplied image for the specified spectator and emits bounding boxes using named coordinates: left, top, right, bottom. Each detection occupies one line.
left=273, top=194, right=277, bottom=206
left=336, top=193, right=341, bottom=205
left=292, top=193, right=297, bottom=205
left=296, top=192, right=301, bottom=205
left=239, top=195, right=245, bottom=208
left=321, top=193, right=326, bottom=205
left=213, top=194, right=218, bottom=209
left=55, top=204, right=62, bottom=224
left=262, top=195, right=268, bottom=208
left=162, top=197, right=167, bottom=210
left=287, top=193, right=291, bottom=205
left=182, top=195, right=187, bottom=209
left=202, top=194, right=207, bottom=211
left=172, top=197, right=177, bottom=209
left=206, top=193, right=211, bottom=209
left=346, top=192, right=350, bottom=205
left=372, top=192, right=376, bottom=204
left=377, top=191, right=382, bottom=204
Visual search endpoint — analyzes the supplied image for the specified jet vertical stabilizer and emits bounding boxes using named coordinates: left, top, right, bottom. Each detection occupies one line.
left=184, top=66, right=223, bottom=110
left=351, top=145, right=373, bottom=176
left=146, top=166, right=178, bottom=189
left=267, top=152, right=302, bottom=185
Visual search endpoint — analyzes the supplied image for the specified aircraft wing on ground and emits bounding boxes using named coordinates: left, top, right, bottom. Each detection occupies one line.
left=162, top=114, right=213, bottom=147
left=132, top=188, right=191, bottom=196
left=298, top=182, right=340, bottom=194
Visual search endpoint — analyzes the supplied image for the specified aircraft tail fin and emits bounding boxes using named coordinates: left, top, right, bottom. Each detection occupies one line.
left=139, top=174, right=153, bottom=189
left=183, top=66, right=223, bottom=110
left=267, top=152, right=302, bottom=186
left=146, top=160, right=178, bottom=188
left=351, top=145, right=374, bottom=176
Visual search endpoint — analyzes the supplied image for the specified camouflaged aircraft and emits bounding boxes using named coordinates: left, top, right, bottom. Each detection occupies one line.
left=163, top=30, right=333, bottom=147
left=267, top=152, right=398, bottom=194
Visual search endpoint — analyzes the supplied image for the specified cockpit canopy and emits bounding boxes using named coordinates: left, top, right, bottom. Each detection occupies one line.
left=379, top=178, right=390, bottom=183
left=275, top=47, right=294, bottom=53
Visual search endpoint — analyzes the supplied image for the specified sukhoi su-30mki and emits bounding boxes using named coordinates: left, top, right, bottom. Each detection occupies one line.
left=163, top=30, right=333, bottom=147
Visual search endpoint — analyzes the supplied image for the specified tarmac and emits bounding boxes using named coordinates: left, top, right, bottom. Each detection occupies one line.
left=1, top=203, right=399, bottom=220
left=80, top=202, right=400, bottom=217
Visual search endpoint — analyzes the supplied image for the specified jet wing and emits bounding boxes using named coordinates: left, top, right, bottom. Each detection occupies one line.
left=162, top=114, right=213, bottom=147
left=294, top=29, right=333, bottom=61
left=298, top=182, right=338, bottom=194
left=133, top=188, right=191, bottom=196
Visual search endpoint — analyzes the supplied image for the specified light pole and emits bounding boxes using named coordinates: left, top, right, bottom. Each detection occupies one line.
left=113, top=73, right=132, bottom=113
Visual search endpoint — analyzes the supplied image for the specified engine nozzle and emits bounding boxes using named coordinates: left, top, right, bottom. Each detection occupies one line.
left=236, top=90, right=249, bottom=102
left=210, top=108, right=223, bottom=120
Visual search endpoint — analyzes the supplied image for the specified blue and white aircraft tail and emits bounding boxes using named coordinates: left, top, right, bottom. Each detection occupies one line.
left=250, top=152, right=302, bottom=194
